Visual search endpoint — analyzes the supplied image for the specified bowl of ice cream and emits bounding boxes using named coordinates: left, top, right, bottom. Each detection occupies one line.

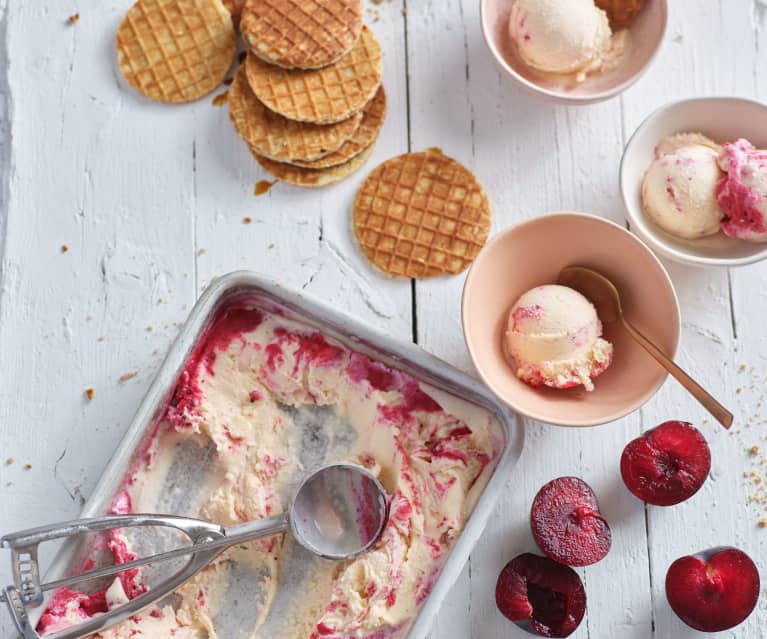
left=621, top=97, right=767, bottom=267
left=461, top=212, right=680, bottom=426
left=480, top=0, right=667, bottom=104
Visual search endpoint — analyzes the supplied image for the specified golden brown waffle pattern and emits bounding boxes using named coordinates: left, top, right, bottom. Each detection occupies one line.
left=291, top=85, right=386, bottom=169
left=116, top=0, right=236, bottom=104
left=253, top=141, right=376, bottom=188
left=228, top=65, right=362, bottom=163
left=245, top=25, right=382, bottom=124
left=240, top=0, right=363, bottom=70
left=353, top=151, right=492, bottom=278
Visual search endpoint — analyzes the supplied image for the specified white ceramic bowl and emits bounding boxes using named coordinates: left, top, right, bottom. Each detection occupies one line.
left=621, top=97, right=767, bottom=267
left=479, top=0, right=667, bottom=105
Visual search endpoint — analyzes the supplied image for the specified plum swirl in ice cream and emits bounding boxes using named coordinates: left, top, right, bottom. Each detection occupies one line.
left=506, top=285, right=613, bottom=392
left=716, top=139, right=767, bottom=242
left=39, top=303, right=504, bottom=639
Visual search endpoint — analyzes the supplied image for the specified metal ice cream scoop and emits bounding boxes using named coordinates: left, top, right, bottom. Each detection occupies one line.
left=1, top=462, right=389, bottom=639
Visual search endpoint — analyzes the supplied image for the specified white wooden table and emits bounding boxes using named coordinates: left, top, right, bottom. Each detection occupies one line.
left=1, top=1, right=766, bottom=637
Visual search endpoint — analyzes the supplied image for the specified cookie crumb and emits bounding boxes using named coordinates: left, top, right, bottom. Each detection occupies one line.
left=212, top=91, right=228, bottom=106
left=254, top=180, right=277, bottom=196
left=24, top=463, right=32, bottom=470
left=238, top=51, right=247, bottom=64
left=222, top=76, right=234, bottom=86
left=67, top=13, right=80, bottom=25
left=61, top=244, right=69, bottom=253
left=119, top=371, right=139, bottom=384
left=85, top=388, right=95, bottom=401
left=243, top=216, right=252, bottom=224
left=750, top=445, right=761, bottom=455
left=198, top=248, right=207, bottom=256
left=146, top=325, right=153, bottom=332
left=5, top=458, right=13, bottom=466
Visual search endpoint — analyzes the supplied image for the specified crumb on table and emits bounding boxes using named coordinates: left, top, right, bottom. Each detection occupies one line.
left=85, top=388, right=95, bottom=401
left=67, top=13, right=80, bottom=25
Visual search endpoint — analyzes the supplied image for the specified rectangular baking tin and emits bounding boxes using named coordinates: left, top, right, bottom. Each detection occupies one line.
left=41, top=271, right=524, bottom=639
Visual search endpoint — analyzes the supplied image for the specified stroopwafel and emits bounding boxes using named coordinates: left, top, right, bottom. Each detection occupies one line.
left=240, top=0, right=362, bottom=70
left=352, top=150, right=492, bottom=278
left=229, top=65, right=362, bottom=163
left=116, top=0, right=236, bottom=104
left=245, top=25, right=382, bottom=124
left=594, top=0, right=645, bottom=27
left=290, top=85, right=386, bottom=169
left=253, top=140, right=375, bottom=188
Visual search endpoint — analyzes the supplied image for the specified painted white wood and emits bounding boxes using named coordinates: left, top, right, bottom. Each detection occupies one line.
left=0, top=0, right=765, bottom=638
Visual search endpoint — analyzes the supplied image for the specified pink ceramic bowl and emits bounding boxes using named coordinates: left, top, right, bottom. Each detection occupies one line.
left=480, top=0, right=667, bottom=104
left=462, top=212, right=680, bottom=426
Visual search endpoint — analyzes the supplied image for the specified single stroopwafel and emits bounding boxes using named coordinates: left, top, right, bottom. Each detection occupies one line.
left=229, top=65, right=362, bottom=163
left=116, top=0, right=236, bottom=104
left=594, top=0, right=645, bottom=27
left=253, top=140, right=375, bottom=188
left=245, top=25, right=382, bottom=124
left=240, top=0, right=362, bottom=70
left=352, top=150, right=492, bottom=278
left=291, top=85, right=386, bottom=169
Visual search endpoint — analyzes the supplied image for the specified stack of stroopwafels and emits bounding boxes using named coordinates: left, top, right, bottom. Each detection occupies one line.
left=229, top=0, right=386, bottom=187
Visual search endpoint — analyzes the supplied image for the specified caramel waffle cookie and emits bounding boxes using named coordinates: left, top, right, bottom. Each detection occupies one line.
left=253, top=140, right=375, bottom=188
left=594, top=0, right=645, bottom=28
left=290, top=85, right=386, bottom=169
left=245, top=25, right=381, bottom=124
left=229, top=65, right=362, bottom=163
left=116, top=0, right=236, bottom=104
left=352, top=150, right=492, bottom=278
left=240, top=0, right=362, bottom=70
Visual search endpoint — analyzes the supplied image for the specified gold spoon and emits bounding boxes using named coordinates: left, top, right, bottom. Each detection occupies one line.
left=558, top=266, right=733, bottom=429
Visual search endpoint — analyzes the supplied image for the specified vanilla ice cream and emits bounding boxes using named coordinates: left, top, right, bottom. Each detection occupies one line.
left=716, top=138, right=767, bottom=242
left=506, top=285, right=613, bottom=392
left=508, top=0, right=624, bottom=82
left=641, top=133, right=724, bottom=240
left=39, top=305, right=504, bottom=639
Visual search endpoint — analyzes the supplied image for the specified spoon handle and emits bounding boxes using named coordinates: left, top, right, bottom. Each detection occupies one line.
left=621, top=318, right=734, bottom=429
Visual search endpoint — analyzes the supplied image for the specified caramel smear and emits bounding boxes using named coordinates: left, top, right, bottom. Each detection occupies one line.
left=254, top=180, right=277, bottom=196
left=212, top=91, right=229, bottom=106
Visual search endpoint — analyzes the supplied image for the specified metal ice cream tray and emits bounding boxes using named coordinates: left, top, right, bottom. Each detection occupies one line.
left=38, top=271, right=524, bottom=639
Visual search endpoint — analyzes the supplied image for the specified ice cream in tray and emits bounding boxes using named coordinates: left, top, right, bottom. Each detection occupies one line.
left=26, top=273, right=521, bottom=639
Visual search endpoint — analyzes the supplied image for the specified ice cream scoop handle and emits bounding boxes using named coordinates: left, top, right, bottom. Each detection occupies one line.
left=621, top=318, right=734, bottom=429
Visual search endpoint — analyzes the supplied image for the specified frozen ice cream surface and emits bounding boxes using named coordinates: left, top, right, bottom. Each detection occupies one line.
left=39, top=303, right=504, bottom=639
left=716, top=138, right=767, bottom=242
left=506, top=285, right=613, bottom=392
left=508, top=0, right=625, bottom=82
left=641, top=133, right=724, bottom=239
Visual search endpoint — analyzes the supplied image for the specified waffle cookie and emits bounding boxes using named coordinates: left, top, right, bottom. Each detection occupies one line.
left=245, top=25, right=382, bottom=124
left=291, top=85, right=386, bottom=169
left=253, top=141, right=375, bottom=188
left=594, top=0, right=645, bottom=27
left=229, top=65, right=362, bottom=163
left=353, top=150, right=492, bottom=278
left=116, top=0, right=236, bottom=104
left=240, top=0, right=362, bottom=70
